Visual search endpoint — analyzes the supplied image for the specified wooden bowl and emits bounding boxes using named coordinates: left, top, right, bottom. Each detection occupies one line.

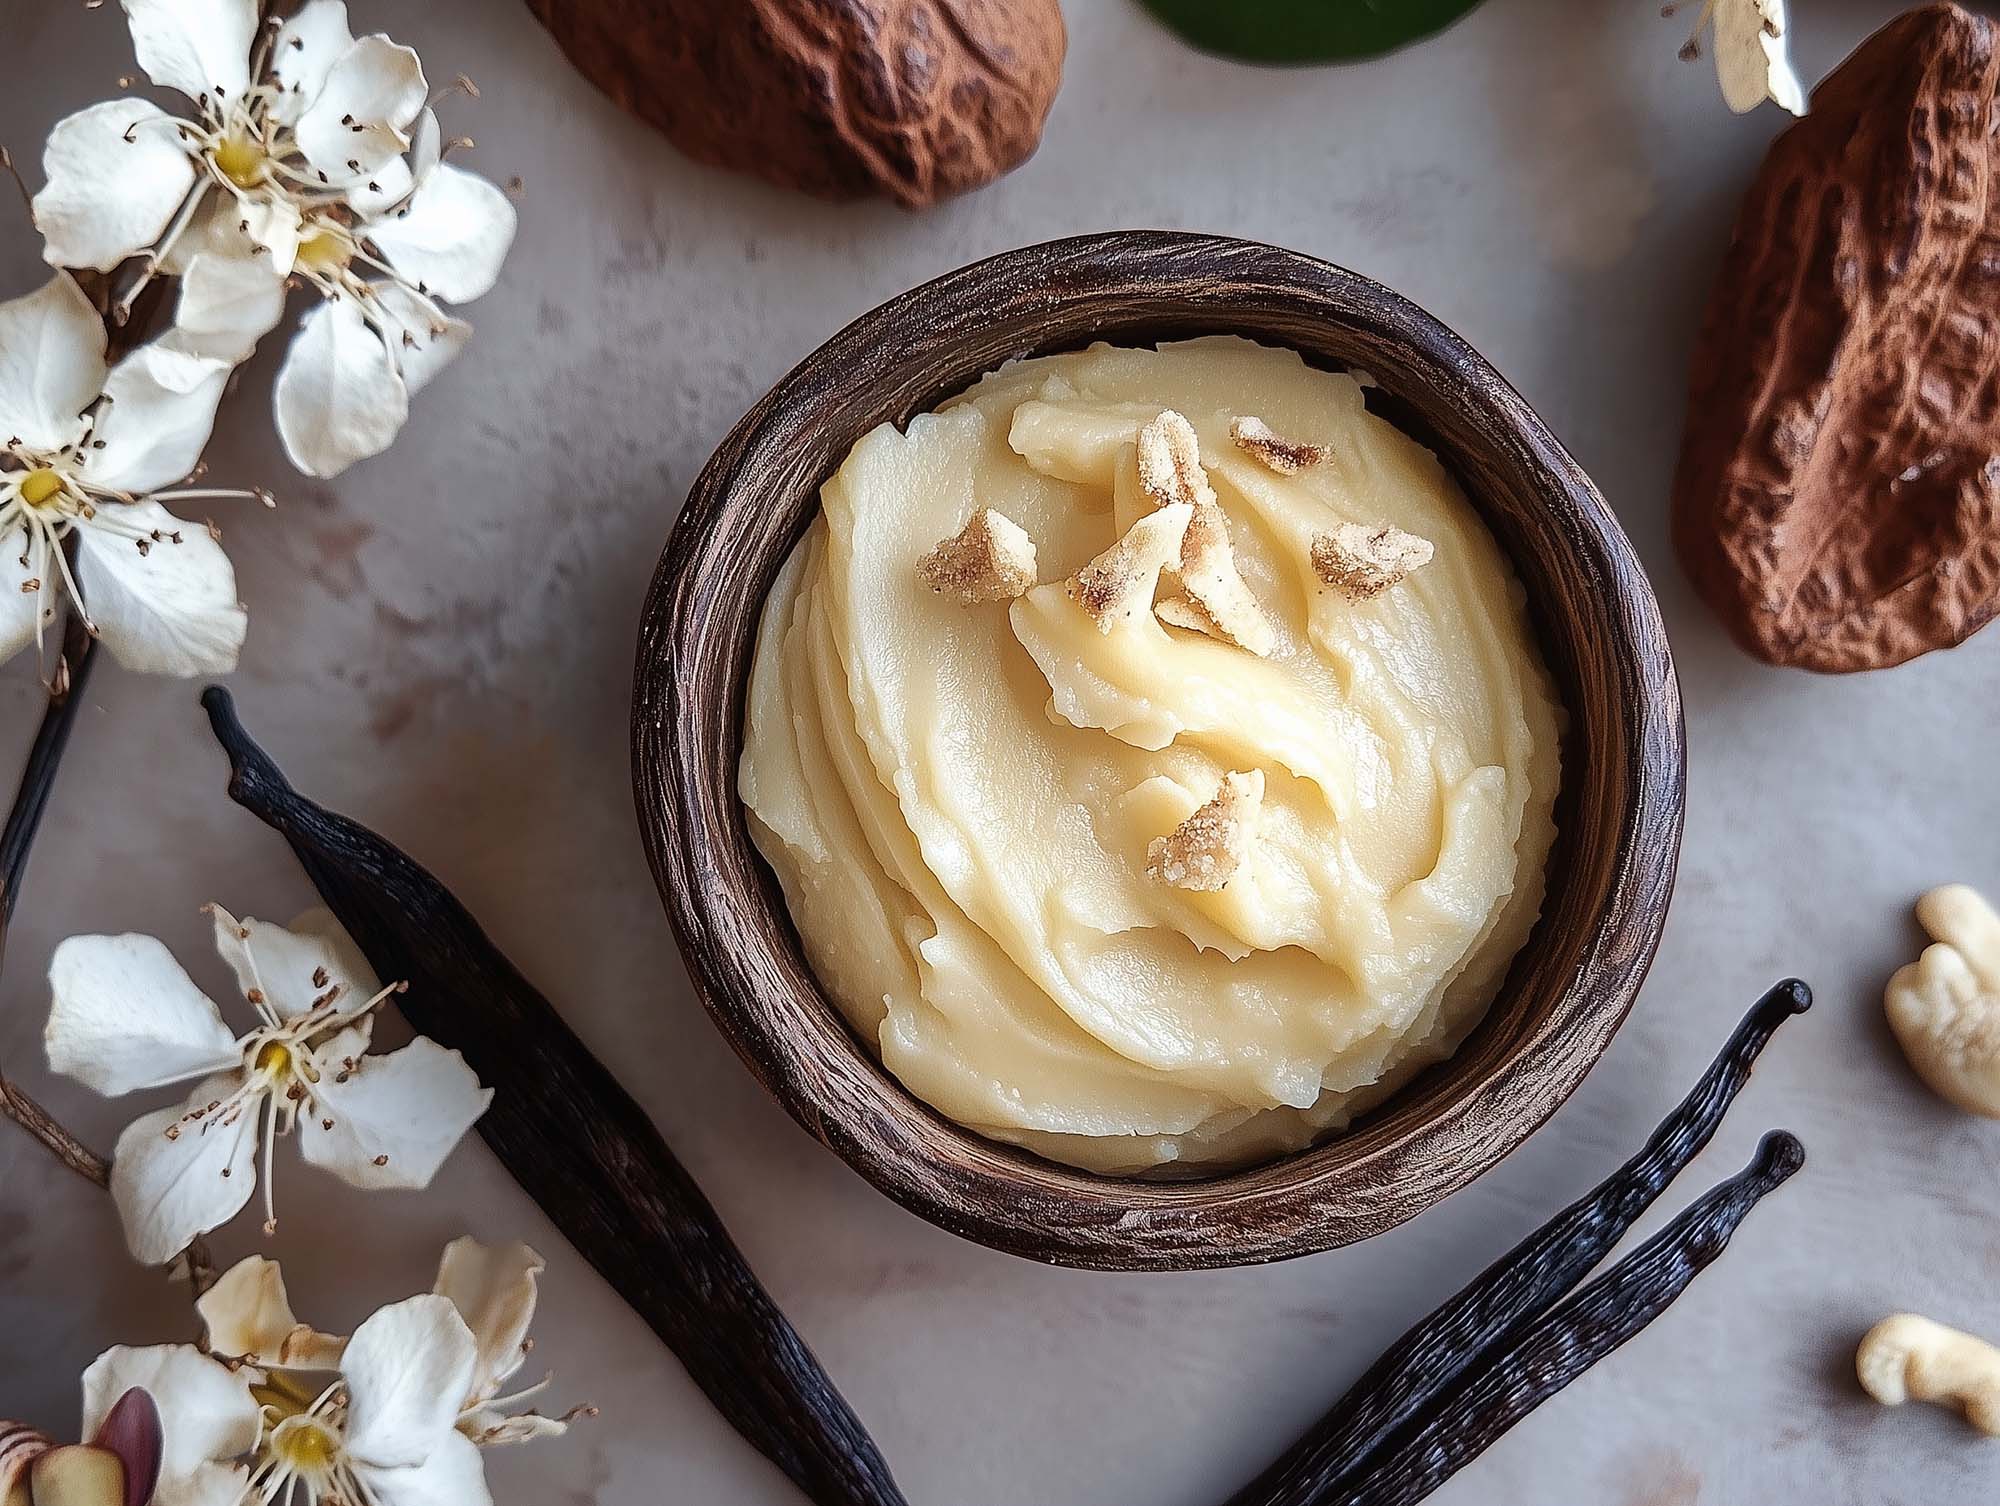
left=633, top=231, right=1684, bottom=1271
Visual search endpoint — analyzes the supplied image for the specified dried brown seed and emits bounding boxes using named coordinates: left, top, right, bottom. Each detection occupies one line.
left=1673, top=4, right=2000, bottom=671
left=521, top=0, right=1066, bottom=208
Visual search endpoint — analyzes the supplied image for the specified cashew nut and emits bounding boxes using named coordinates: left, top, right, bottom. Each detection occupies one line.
left=1884, top=884, right=2000, bottom=1117
left=1856, top=1313, right=2000, bottom=1436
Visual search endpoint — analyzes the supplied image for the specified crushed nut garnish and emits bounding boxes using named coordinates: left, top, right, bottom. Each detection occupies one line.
left=1146, top=770, right=1264, bottom=892
left=1067, top=503, right=1192, bottom=632
left=1153, top=594, right=1216, bottom=634
left=1131, top=411, right=1274, bottom=655
left=1136, top=409, right=1216, bottom=509
left=917, top=507, right=1038, bottom=603
left=1311, top=522, right=1435, bottom=600
left=1169, top=493, right=1276, bottom=655
left=1230, top=415, right=1328, bottom=474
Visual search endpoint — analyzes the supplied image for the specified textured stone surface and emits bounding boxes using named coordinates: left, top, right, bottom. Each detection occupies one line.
left=522, top=0, right=1066, bottom=207
left=1674, top=4, right=2000, bottom=672
left=4, top=3, right=1999, bottom=1505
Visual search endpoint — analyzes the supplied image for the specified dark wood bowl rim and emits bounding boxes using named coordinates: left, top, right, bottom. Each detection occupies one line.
left=632, top=230, right=1685, bottom=1271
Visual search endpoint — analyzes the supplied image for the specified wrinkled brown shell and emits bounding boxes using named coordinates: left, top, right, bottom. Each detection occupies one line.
left=1673, top=3, right=2000, bottom=672
left=522, top=0, right=1066, bottom=208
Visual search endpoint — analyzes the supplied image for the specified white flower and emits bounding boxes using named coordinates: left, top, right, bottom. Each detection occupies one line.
left=83, top=1294, right=495, bottom=1506
left=31, top=0, right=517, bottom=479
left=80, top=1345, right=262, bottom=1506
left=196, top=1243, right=589, bottom=1448
left=434, top=1239, right=589, bottom=1446
left=1673, top=0, right=1807, bottom=115
left=0, top=273, right=251, bottom=678
left=43, top=905, right=491, bottom=1266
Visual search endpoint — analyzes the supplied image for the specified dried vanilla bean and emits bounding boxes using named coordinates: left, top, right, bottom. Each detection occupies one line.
left=0, top=611, right=97, bottom=976
left=1225, top=979, right=1809, bottom=1506
left=201, top=689, right=907, bottom=1506
left=1328, top=1131, right=1804, bottom=1505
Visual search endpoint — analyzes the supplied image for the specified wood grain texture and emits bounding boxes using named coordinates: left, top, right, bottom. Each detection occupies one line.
left=631, top=231, right=1685, bottom=1272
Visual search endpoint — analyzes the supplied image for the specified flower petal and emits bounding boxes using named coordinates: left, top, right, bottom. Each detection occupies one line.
left=80, top=1345, right=259, bottom=1489
left=1715, top=0, right=1807, bottom=115
left=366, top=165, right=516, bottom=305
left=409, top=109, right=442, bottom=187
left=0, top=521, right=53, bottom=666
left=122, top=0, right=257, bottom=105
left=348, top=156, right=413, bottom=221
left=299, top=1030, right=489, bottom=1190
left=372, top=285, right=469, bottom=398
left=45, top=934, right=238, bottom=1096
left=151, top=1462, right=255, bottom=1506
left=295, top=35, right=427, bottom=177
left=355, top=1429, right=491, bottom=1506
left=109, top=1075, right=259, bottom=1264
left=73, top=499, right=246, bottom=677
left=197, top=1256, right=347, bottom=1370
left=268, top=0, right=356, bottom=126
left=35, top=100, right=199, bottom=274
left=273, top=298, right=409, bottom=477
left=234, top=193, right=303, bottom=279
left=87, top=343, right=231, bottom=494
left=289, top=907, right=386, bottom=1016
left=165, top=251, right=288, bottom=365
left=433, top=1240, right=543, bottom=1400
left=209, top=904, right=380, bottom=1022
left=0, top=273, right=105, bottom=452
left=341, top=1296, right=478, bottom=1470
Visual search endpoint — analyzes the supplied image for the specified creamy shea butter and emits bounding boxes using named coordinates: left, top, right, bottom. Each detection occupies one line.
left=738, top=337, right=1562, bottom=1174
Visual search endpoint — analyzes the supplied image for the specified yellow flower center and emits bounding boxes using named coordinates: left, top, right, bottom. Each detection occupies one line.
left=18, top=468, right=63, bottom=507
left=295, top=228, right=352, bottom=274
left=212, top=136, right=269, bottom=189
left=255, top=1041, right=293, bottom=1077
left=272, top=1419, right=339, bottom=1474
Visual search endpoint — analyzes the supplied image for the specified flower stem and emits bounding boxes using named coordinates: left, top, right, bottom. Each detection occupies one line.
left=0, top=1072, right=109, bottom=1188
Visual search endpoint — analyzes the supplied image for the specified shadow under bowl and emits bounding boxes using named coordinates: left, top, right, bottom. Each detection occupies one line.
left=632, top=231, right=1685, bottom=1272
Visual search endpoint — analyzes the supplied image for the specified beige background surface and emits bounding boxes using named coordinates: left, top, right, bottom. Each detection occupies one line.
left=3, top=2, right=1994, bottom=1502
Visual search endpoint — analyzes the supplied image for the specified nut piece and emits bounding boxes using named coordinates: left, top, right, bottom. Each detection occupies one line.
left=523, top=0, right=1066, bottom=208
left=1137, top=410, right=1217, bottom=510
left=1857, top=1313, right=2000, bottom=1436
left=1883, top=884, right=2000, bottom=1117
left=1135, top=411, right=1275, bottom=655
left=1165, top=496, right=1278, bottom=655
left=1146, top=770, right=1264, bottom=892
left=1311, top=522, right=1435, bottom=600
left=917, top=507, right=1038, bottom=603
left=1230, top=415, right=1328, bottom=474
left=1066, top=504, right=1192, bottom=632
left=1672, top=5, right=2000, bottom=671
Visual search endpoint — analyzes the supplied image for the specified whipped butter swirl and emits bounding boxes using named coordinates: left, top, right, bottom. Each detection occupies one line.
left=739, top=337, right=1561, bottom=1173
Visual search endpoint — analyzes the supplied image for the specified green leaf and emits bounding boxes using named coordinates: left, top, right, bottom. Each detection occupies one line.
left=1137, top=0, right=1490, bottom=63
